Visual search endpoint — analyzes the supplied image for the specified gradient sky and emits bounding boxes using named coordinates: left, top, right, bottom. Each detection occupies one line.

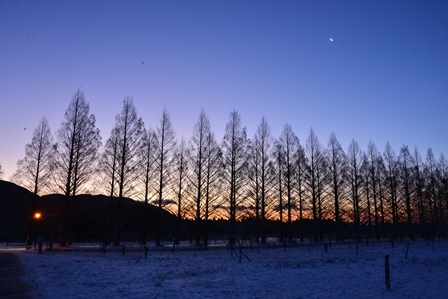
left=1, top=1, right=447, bottom=180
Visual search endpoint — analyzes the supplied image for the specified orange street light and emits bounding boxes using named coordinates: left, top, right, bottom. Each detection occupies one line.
left=34, top=212, right=42, bottom=220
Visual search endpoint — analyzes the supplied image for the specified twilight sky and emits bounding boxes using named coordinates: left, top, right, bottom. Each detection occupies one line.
left=1, top=1, right=447, bottom=180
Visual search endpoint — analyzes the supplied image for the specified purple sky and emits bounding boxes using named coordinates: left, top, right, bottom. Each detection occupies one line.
left=1, top=1, right=447, bottom=179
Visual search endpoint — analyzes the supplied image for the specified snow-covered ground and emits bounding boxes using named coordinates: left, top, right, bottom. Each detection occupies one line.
left=16, top=240, right=448, bottom=299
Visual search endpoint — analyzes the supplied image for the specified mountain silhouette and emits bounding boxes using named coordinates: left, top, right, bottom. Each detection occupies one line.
left=0, top=180, right=178, bottom=244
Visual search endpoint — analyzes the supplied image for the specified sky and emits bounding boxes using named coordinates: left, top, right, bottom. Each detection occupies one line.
left=1, top=0, right=448, bottom=180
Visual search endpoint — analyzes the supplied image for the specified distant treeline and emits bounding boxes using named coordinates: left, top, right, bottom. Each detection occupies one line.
left=5, top=89, right=448, bottom=245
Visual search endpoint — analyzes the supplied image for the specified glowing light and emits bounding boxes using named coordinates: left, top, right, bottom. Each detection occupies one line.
left=34, top=212, right=42, bottom=220
left=330, top=37, right=334, bottom=42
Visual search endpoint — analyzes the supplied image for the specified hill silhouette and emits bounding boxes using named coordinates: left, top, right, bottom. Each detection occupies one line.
left=0, top=180, right=36, bottom=243
left=0, top=180, right=178, bottom=244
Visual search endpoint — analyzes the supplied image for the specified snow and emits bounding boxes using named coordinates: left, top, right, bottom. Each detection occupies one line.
left=15, top=240, right=448, bottom=299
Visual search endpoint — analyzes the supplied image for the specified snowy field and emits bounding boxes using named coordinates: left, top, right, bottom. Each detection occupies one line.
left=15, top=240, right=448, bottom=299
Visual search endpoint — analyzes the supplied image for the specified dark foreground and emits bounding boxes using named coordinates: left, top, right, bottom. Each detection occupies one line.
left=0, top=252, right=34, bottom=299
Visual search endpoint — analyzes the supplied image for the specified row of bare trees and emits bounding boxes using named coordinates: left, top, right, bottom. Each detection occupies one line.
left=9, top=90, right=448, bottom=245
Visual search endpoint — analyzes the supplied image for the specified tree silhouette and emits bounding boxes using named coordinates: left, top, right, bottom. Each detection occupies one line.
left=274, top=142, right=285, bottom=223
left=326, top=133, right=347, bottom=238
left=438, top=153, right=448, bottom=231
left=116, top=98, right=145, bottom=199
left=105, top=97, right=144, bottom=245
left=360, top=153, right=372, bottom=234
left=277, top=124, right=300, bottom=241
left=190, top=110, right=211, bottom=246
left=346, top=139, right=363, bottom=241
left=413, top=147, right=426, bottom=226
left=202, top=128, right=222, bottom=245
left=399, top=145, right=414, bottom=238
left=6, top=100, right=448, bottom=245
left=53, top=90, right=101, bottom=246
left=304, top=128, right=326, bottom=240
left=434, top=153, right=447, bottom=227
left=222, top=109, right=249, bottom=241
left=11, top=117, right=54, bottom=195
left=383, top=141, right=399, bottom=228
left=425, top=148, right=438, bottom=229
left=222, top=110, right=249, bottom=220
left=294, top=142, right=307, bottom=241
left=100, top=127, right=121, bottom=198
left=11, top=117, right=54, bottom=245
left=154, top=108, right=176, bottom=246
left=98, top=126, right=120, bottom=245
left=172, top=138, right=189, bottom=246
left=248, top=117, right=275, bottom=243
left=139, top=126, right=156, bottom=245
left=367, top=141, right=381, bottom=239
left=375, top=154, right=387, bottom=228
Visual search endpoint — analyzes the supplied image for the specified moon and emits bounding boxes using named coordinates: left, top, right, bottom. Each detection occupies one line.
left=330, top=38, right=334, bottom=42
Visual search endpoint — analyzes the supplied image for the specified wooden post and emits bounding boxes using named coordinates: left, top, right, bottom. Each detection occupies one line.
left=385, top=255, right=391, bottom=290
left=144, top=246, right=148, bottom=258
left=122, top=244, right=125, bottom=255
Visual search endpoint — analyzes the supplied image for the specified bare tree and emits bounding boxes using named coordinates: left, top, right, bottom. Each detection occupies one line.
left=398, top=145, right=414, bottom=238
left=294, top=143, right=307, bottom=242
left=346, top=139, right=363, bottom=240
left=172, top=138, right=190, bottom=246
left=326, top=133, right=347, bottom=225
left=294, top=145, right=306, bottom=220
left=277, top=124, right=300, bottom=241
left=11, top=117, right=54, bottom=195
left=106, top=97, right=145, bottom=245
left=222, top=109, right=249, bottom=240
left=367, top=141, right=383, bottom=239
left=203, top=129, right=222, bottom=245
left=11, top=117, right=54, bottom=246
left=116, top=97, right=145, bottom=199
left=247, top=140, right=260, bottom=220
left=139, top=126, right=156, bottom=244
left=274, top=142, right=285, bottom=222
left=99, top=127, right=121, bottom=198
left=248, top=117, right=275, bottom=243
left=438, top=153, right=448, bottom=228
left=53, top=90, right=101, bottom=246
left=413, top=147, right=426, bottom=226
left=435, top=153, right=447, bottom=227
left=304, top=128, right=326, bottom=240
left=97, top=127, right=121, bottom=246
left=360, top=153, right=372, bottom=231
left=425, top=148, right=438, bottom=228
left=154, top=108, right=176, bottom=246
left=0, top=164, right=3, bottom=179
left=189, top=110, right=211, bottom=246
left=375, top=155, right=387, bottom=228
left=326, top=133, right=347, bottom=239
left=383, top=141, right=400, bottom=226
